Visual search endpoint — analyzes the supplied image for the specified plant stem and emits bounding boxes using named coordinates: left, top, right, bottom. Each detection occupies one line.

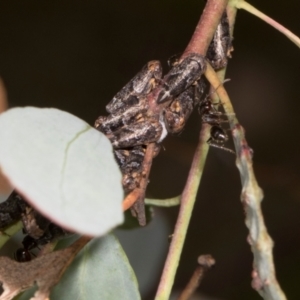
left=177, top=255, right=215, bottom=300
left=205, top=64, right=287, bottom=300
left=155, top=125, right=210, bottom=300
left=184, top=0, right=229, bottom=56
left=122, top=143, right=156, bottom=212
left=232, top=0, right=300, bottom=48
left=155, top=0, right=229, bottom=298
left=145, top=196, right=181, bottom=207
left=0, top=221, right=22, bottom=249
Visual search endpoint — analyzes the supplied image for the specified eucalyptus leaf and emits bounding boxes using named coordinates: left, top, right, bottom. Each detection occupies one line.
left=51, top=234, right=141, bottom=300
left=0, top=107, right=124, bottom=236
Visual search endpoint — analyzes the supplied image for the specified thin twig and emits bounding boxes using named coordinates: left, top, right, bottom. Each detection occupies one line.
left=205, top=64, right=287, bottom=300
left=154, top=125, right=210, bottom=300
left=0, top=79, right=11, bottom=194
left=177, top=255, right=216, bottom=300
left=184, top=0, right=230, bottom=56
left=122, top=143, right=156, bottom=212
left=231, top=0, right=300, bottom=48
left=154, top=1, right=229, bottom=299
left=145, top=195, right=181, bottom=207
left=234, top=125, right=287, bottom=300
left=155, top=0, right=228, bottom=300
left=0, top=78, right=7, bottom=114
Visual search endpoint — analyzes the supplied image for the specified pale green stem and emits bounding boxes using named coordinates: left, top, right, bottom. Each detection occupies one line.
left=155, top=0, right=229, bottom=297
left=205, top=65, right=287, bottom=300
left=145, top=196, right=181, bottom=207
left=231, top=0, right=300, bottom=48
left=154, top=126, right=210, bottom=300
left=0, top=221, right=22, bottom=249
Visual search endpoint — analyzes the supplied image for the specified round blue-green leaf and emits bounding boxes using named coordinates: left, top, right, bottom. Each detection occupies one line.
left=0, top=107, right=123, bottom=236
left=51, top=234, right=141, bottom=300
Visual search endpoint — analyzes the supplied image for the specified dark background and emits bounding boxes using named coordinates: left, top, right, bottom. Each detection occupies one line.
left=0, top=1, right=299, bottom=299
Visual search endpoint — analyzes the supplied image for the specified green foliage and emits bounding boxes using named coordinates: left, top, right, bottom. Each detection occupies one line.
left=0, top=107, right=124, bottom=236
left=52, top=235, right=140, bottom=300
left=18, top=235, right=140, bottom=300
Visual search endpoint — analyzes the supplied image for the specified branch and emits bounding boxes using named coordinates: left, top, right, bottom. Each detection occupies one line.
left=231, top=0, right=300, bottom=48
left=145, top=196, right=181, bottom=207
left=205, top=64, right=287, bottom=300
left=122, top=143, right=156, bottom=226
left=184, top=0, right=230, bottom=56
left=0, top=236, right=91, bottom=300
left=155, top=125, right=210, bottom=300
left=0, top=78, right=7, bottom=114
left=177, top=255, right=216, bottom=300
left=0, top=221, right=22, bottom=249
left=155, top=1, right=229, bottom=299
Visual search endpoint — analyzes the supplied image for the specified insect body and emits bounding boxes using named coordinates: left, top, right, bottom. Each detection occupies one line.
left=95, top=96, right=149, bottom=135
left=94, top=12, right=233, bottom=224
left=21, top=206, right=51, bottom=239
left=208, top=125, right=229, bottom=148
left=164, top=9, right=233, bottom=152
left=114, top=146, right=146, bottom=193
left=0, top=191, right=69, bottom=261
left=164, top=85, right=195, bottom=134
left=14, top=235, right=38, bottom=262
left=106, top=60, right=162, bottom=114
left=95, top=60, right=166, bottom=149
left=206, top=11, right=232, bottom=70
left=107, top=116, right=164, bottom=148
left=0, top=191, right=28, bottom=229
left=114, top=144, right=161, bottom=193
left=15, top=223, right=69, bottom=262
left=96, top=54, right=208, bottom=149
left=199, top=93, right=234, bottom=154
left=164, top=77, right=208, bottom=134
left=156, top=53, right=206, bottom=104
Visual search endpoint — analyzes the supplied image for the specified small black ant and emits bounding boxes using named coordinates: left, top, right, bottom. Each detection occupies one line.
left=14, top=235, right=38, bottom=262
left=14, top=223, right=69, bottom=262
left=198, top=80, right=235, bottom=154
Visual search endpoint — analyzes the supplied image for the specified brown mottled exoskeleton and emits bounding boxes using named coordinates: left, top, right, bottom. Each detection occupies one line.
left=21, top=206, right=51, bottom=239
left=15, top=223, right=68, bottom=262
left=156, top=53, right=206, bottom=104
left=164, top=10, right=234, bottom=153
left=114, top=145, right=161, bottom=193
left=95, top=60, right=167, bottom=149
left=163, top=10, right=232, bottom=135
left=114, top=146, right=146, bottom=193
left=199, top=9, right=234, bottom=153
left=105, top=60, right=162, bottom=114
left=95, top=53, right=208, bottom=190
left=96, top=53, right=207, bottom=148
left=0, top=191, right=50, bottom=238
left=94, top=54, right=207, bottom=224
left=206, top=11, right=233, bottom=70
left=95, top=54, right=207, bottom=224
left=0, top=191, right=28, bottom=229
left=164, top=78, right=208, bottom=134
left=95, top=61, right=165, bottom=224
left=94, top=22, right=231, bottom=223
left=0, top=190, right=69, bottom=261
